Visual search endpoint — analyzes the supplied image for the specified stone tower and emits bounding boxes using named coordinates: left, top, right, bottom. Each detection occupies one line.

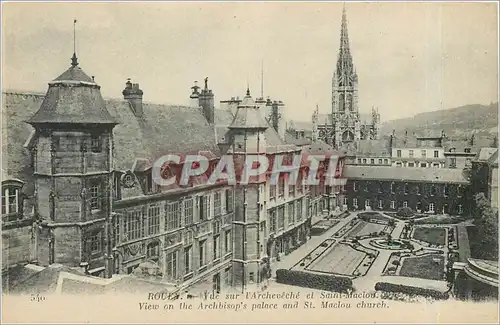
left=331, top=5, right=360, bottom=148
left=226, top=87, right=269, bottom=291
left=27, top=53, right=118, bottom=278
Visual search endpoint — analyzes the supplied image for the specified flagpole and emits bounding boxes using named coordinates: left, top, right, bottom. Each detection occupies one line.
left=73, top=19, right=77, bottom=54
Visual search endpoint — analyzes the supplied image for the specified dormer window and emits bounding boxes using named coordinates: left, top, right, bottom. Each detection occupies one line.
left=91, top=135, right=102, bottom=153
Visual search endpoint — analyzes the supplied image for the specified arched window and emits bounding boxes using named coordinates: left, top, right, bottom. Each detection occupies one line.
left=147, top=241, right=160, bottom=262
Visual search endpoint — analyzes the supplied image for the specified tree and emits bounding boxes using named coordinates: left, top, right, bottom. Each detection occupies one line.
left=471, top=193, right=499, bottom=260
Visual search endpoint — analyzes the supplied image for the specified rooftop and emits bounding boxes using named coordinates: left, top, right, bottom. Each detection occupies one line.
left=343, top=165, right=469, bottom=183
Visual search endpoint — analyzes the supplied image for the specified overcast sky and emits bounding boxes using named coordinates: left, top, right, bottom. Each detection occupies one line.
left=2, top=1, right=498, bottom=122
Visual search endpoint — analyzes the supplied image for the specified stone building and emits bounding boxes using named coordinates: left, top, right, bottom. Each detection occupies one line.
left=390, top=131, right=446, bottom=168
left=2, top=53, right=346, bottom=293
left=343, top=166, right=470, bottom=215
left=470, top=147, right=499, bottom=210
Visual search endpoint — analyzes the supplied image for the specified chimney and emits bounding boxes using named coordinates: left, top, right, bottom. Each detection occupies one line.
left=190, top=81, right=200, bottom=107
left=199, top=77, right=215, bottom=124
left=271, top=101, right=280, bottom=133
left=122, top=78, right=144, bottom=117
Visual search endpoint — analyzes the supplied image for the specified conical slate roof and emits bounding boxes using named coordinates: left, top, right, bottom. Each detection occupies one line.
left=228, top=88, right=268, bottom=130
left=27, top=55, right=118, bottom=125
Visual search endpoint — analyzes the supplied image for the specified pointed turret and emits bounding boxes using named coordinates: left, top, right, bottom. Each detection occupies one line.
left=336, top=4, right=355, bottom=86
left=229, top=88, right=268, bottom=130
left=28, top=55, right=117, bottom=126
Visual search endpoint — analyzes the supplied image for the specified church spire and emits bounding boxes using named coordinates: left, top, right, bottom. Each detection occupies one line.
left=336, top=4, right=354, bottom=80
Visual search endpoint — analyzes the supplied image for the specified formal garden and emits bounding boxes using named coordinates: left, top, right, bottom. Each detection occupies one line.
left=276, top=200, right=497, bottom=297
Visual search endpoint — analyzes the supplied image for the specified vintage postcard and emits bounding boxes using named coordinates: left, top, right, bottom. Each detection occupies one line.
left=1, top=1, right=499, bottom=323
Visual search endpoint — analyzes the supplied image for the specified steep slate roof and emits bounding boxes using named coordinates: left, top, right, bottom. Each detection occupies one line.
left=487, top=149, right=498, bottom=167
left=228, top=92, right=269, bottom=130
left=476, top=147, right=499, bottom=162
left=356, top=139, right=392, bottom=157
left=2, top=91, right=221, bottom=184
left=27, top=63, right=117, bottom=125
left=343, top=165, right=469, bottom=183
left=53, top=64, right=95, bottom=83
left=214, top=102, right=286, bottom=148
left=105, top=99, right=220, bottom=171
left=284, top=131, right=312, bottom=146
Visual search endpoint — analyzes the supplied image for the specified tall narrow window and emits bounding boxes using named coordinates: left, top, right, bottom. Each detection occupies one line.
left=224, top=230, right=231, bottom=253
left=288, top=202, right=294, bottom=225
left=429, top=203, right=435, bottom=212
left=269, top=209, right=276, bottom=233
left=184, top=198, right=194, bottom=225
left=277, top=206, right=285, bottom=229
left=90, top=135, right=102, bottom=153
left=90, top=232, right=102, bottom=254
left=213, top=235, right=219, bottom=260
left=214, top=192, right=221, bottom=216
left=269, top=185, right=276, bottom=200
left=89, top=180, right=101, bottom=210
left=148, top=204, right=161, bottom=235
left=184, top=246, right=192, bottom=274
left=166, top=201, right=181, bottom=231
left=199, top=240, right=206, bottom=267
left=278, top=178, right=285, bottom=197
left=167, top=251, right=178, bottom=279
left=225, top=189, right=233, bottom=212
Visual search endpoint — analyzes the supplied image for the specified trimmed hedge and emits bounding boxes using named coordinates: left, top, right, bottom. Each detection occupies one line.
left=276, top=269, right=352, bottom=293
left=374, top=282, right=449, bottom=300
left=397, top=207, right=415, bottom=219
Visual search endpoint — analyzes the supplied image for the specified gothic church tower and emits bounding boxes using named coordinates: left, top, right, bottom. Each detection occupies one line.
left=331, top=5, right=360, bottom=148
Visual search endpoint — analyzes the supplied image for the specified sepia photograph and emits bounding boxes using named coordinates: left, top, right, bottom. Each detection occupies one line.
left=1, top=1, right=499, bottom=323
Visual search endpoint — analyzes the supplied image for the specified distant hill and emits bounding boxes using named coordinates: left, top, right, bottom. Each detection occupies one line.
left=381, top=103, right=498, bottom=137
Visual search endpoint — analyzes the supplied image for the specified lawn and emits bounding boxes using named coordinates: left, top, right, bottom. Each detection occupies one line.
left=399, top=254, right=445, bottom=281
left=307, top=243, right=366, bottom=276
left=347, top=221, right=387, bottom=239
left=412, top=227, right=446, bottom=246
left=413, top=215, right=468, bottom=225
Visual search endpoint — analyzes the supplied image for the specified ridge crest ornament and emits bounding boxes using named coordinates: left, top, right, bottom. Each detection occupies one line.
left=121, top=171, right=136, bottom=188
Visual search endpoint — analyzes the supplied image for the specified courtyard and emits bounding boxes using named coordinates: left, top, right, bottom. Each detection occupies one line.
left=272, top=211, right=461, bottom=295
left=412, top=227, right=446, bottom=246
left=399, top=254, right=445, bottom=281
left=307, top=243, right=368, bottom=276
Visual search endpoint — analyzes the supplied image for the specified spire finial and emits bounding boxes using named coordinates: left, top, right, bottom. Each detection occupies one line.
left=71, top=19, right=78, bottom=67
